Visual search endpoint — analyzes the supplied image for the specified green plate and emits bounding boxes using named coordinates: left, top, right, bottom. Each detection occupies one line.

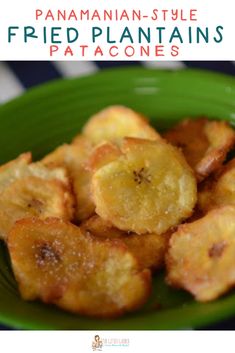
left=1, top=68, right=235, bottom=330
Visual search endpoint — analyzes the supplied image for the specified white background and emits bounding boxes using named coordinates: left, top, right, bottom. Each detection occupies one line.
left=0, top=0, right=234, bottom=60
left=0, top=330, right=232, bottom=353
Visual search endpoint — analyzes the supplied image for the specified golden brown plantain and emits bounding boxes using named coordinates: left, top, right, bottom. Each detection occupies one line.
left=81, top=105, right=161, bottom=145
left=81, top=215, right=169, bottom=271
left=198, top=158, right=235, bottom=213
left=0, top=176, right=74, bottom=240
left=164, top=118, right=235, bottom=181
left=8, top=217, right=151, bottom=318
left=166, top=206, right=235, bottom=301
left=42, top=140, right=95, bottom=222
left=91, top=138, right=197, bottom=235
left=0, top=152, right=32, bottom=192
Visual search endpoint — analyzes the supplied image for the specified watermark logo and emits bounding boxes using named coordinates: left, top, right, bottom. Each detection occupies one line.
left=92, top=335, right=130, bottom=351
left=92, top=335, right=103, bottom=351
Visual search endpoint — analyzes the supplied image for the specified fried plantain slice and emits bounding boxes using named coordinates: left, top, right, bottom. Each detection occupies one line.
left=81, top=215, right=124, bottom=239
left=166, top=206, right=235, bottom=302
left=81, top=215, right=169, bottom=271
left=0, top=152, right=70, bottom=194
left=164, top=118, right=235, bottom=181
left=81, top=105, right=161, bottom=145
left=42, top=141, right=95, bottom=222
left=198, top=158, right=235, bottom=213
left=0, top=176, right=74, bottom=240
left=87, top=142, right=122, bottom=172
left=197, top=177, right=216, bottom=213
left=72, top=133, right=92, bottom=146
left=210, top=159, right=235, bottom=207
left=92, top=138, right=197, bottom=235
left=0, top=152, right=32, bottom=192
left=42, top=138, right=93, bottom=169
left=8, top=217, right=151, bottom=318
left=28, top=162, right=70, bottom=186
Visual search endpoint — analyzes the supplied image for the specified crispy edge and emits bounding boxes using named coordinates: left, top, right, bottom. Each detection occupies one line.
left=197, top=158, right=235, bottom=213
left=164, top=118, right=235, bottom=181
left=87, top=142, right=122, bottom=172
left=196, top=120, right=235, bottom=180
left=0, top=152, right=32, bottom=172
left=82, top=105, right=161, bottom=144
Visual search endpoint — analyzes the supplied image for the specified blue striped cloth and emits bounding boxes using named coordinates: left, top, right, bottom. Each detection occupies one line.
left=0, top=61, right=235, bottom=330
left=1, top=61, right=235, bottom=103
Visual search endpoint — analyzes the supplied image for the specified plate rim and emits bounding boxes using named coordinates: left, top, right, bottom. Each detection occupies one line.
left=1, top=67, right=235, bottom=110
